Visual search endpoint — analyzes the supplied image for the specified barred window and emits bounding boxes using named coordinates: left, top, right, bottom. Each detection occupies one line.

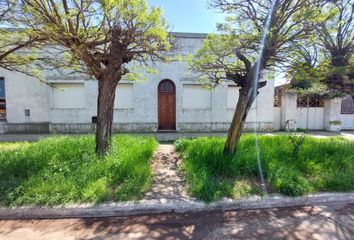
left=274, top=94, right=281, bottom=107
left=297, top=98, right=324, bottom=108
left=159, top=80, right=175, bottom=92
left=341, top=96, right=354, bottom=114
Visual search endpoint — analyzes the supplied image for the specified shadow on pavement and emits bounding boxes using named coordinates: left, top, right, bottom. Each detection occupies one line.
left=1, top=203, right=353, bottom=239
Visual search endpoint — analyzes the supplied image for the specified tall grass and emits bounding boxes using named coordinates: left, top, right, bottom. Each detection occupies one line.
left=0, top=135, right=157, bottom=206
left=175, top=135, right=354, bottom=202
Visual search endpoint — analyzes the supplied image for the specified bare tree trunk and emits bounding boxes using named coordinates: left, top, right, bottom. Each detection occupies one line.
left=223, top=87, right=255, bottom=155
left=96, top=78, right=118, bottom=155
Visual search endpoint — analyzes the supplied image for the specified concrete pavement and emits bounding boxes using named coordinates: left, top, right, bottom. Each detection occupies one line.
left=0, top=131, right=353, bottom=142
left=0, top=203, right=353, bottom=239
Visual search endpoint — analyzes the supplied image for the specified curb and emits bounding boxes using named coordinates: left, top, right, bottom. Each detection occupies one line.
left=0, top=192, right=354, bottom=219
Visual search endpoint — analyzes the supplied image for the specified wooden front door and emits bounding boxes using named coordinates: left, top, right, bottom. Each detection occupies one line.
left=158, top=80, right=176, bottom=130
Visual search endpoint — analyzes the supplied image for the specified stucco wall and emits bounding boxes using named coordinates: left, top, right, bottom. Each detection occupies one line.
left=273, top=107, right=281, bottom=130
left=296, top=107, right=325, bottom=130
left=0, top=33, right=276, bottom=133
left=341, top=114, right=354, bottom=130
left=1, top=69, right=50, bottom=124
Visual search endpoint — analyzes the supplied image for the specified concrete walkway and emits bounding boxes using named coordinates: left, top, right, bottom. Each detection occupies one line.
left=144, top=144, right=191, bottom=202
left=0, top=203, right=353, bottom=239
left=0, top=131, right=353, bottom=142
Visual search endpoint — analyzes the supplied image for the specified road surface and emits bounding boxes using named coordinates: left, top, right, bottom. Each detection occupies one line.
left=0, top=203, right=353, bottom=239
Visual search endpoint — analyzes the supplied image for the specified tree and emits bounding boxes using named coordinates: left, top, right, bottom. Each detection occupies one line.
left=0, top=0, right=42, bottom=70
left=191, top=0, right=319, bottom=155
left=286, top=0, right=354, bottom=96
left=308, top=0, right=353, bottom=94
left=18, top=0, right=172, bottom=154
left=286, top=43, right=325, bottom=94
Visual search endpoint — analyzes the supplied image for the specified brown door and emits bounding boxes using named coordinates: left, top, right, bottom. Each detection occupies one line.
left=158, top=80, right=176, bottom=130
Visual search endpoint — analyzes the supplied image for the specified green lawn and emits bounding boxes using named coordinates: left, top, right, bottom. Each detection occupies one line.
left=0, top=135, right=157, bottom=207
left=175, top=135, right=354, bottom=202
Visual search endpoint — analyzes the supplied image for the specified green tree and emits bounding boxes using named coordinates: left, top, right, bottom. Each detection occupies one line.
left=286, top=43, right=326, bottom=96
left=18, top=0, right=172, bottom=154
left=286, top=0, right=354, bottom=96
left=191, top=0, right=319, bottom=155
left=0, top=0, right=42, bottom=70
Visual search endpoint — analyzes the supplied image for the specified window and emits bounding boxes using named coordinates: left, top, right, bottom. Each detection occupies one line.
left=0, top=78, right=5, bottom=100
left=159, top=80, right=175, bottom=92
left=297, top=98, right=324, bottom=108
left=341, top=96, right=354, bottom=114
left=227, top=86, right=239, bottom=109
left=183, top=85, right=211, bottom=109
left=115, top=83, right=133, bottom=109
left=0, top=77, right=6, bottom=120
left=274, top=94, right=281, bottom=107
left=52, top=83, right=85, bottom=109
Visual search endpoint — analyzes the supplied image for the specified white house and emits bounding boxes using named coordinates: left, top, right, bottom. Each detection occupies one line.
left=0, top=32, right=352, bottom=134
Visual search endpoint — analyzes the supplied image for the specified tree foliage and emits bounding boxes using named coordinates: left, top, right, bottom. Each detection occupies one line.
left=0, top=0, right=43, bottom=71
left=287, top=0, right=354, bottom=95
left=191, top=0, right=320, bottom=155
left=18, top=0, right=172, bottom=80
left=11, top=0, right=173, bottom=154
left=192, top=0, right=319, bottom=87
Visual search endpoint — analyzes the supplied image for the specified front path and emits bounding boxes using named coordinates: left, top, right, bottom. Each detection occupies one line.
left=144, top=144, right=192, bottom=202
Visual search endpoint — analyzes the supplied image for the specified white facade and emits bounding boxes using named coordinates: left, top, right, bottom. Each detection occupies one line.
left=296, top=108, right=325, bottom=130
left=0, top=32, right=352, bottom=133
left=341, top=114, right=354, bottom=130
left=273, top=92, right=354, bottom=131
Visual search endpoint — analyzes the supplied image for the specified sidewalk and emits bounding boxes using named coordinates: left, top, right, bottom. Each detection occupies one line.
left=144, top=144, right=191, bottom=202
left=1, top=140, right=354, bottom=221
left=1, top=203, right=353, bottom=239
left=0, top=134, right=354, bottom=220
left=0, top=131, right=353, bottom=142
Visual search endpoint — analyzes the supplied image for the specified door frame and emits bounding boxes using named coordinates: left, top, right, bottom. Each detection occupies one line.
left=157, top=79, right=176, bottom=131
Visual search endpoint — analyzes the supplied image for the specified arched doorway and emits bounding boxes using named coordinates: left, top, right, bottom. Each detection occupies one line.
left=158, top=80, right=176, bottom=130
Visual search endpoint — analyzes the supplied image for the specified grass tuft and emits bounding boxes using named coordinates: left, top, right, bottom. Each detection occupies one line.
left=175, top=135, right=354, bottom=202
left=0, top=135, right=157, bottom=207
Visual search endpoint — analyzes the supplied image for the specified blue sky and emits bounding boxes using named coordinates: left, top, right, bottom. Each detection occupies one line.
left=147, top=0, right=225, bottom=33
left=147, top=0, right=285, bottom=85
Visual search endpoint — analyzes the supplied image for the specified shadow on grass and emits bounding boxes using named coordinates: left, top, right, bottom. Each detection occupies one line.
left=0, top=135, right=157, bottom=207
left=0, top=142, right=47, bottom=206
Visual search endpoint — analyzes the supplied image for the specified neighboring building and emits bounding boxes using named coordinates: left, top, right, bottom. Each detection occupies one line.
left=274, top=86, right=354, bottom=131
left=0, top=32, right=352, bottom=134
left=341, top=96, right=354, bottom=130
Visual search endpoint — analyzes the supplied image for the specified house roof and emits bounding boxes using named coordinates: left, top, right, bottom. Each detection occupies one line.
left=170, top=32, right=208, bottom=39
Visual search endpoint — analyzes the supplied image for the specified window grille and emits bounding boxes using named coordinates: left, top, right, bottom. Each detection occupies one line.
left=341, top=96, right=354, bottom=114
left=159, top=80, right=175, bottom=92
left=274, top=95, right=281, bottom=107
left=297, top=98, right=324, bottom=108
